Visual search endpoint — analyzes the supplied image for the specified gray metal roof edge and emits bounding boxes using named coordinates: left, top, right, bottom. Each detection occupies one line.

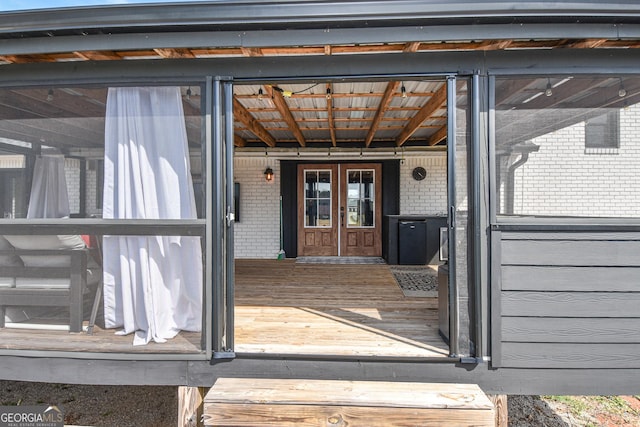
left=2, top=1, right=640, bottom=35
left=3, top=22, right=640, bottom=57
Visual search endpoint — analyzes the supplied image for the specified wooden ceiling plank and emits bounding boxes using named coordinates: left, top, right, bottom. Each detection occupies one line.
left=232, top=96, right=276, bottom=147
left=153, top=48, right=196, bottom=59
left=395, top=83, right=447, bottom=147
left=265, top=85, right=306, bottom=147
left=365, top=81, right=400, bottom=147
left=326, top=83, right=337, bottom=147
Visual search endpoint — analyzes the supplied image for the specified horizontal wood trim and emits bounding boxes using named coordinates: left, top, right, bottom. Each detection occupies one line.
left=502, top=317, right=640, bottom=343
left=501, top=265, right=640, bottom=292
left=501, top=342, right=640, bottom=368
left=501, top=240, right=640, bottom=266
left=501, top=291, right=640, bottom=318
left=203, top=404, right=495, bottom=427
left=501, top=232, right=640, bottom=241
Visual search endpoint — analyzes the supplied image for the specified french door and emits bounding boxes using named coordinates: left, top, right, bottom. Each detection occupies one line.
left=297, top=163, right=382, bottom=257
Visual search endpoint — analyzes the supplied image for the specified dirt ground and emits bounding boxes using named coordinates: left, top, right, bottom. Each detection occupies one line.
left=0, top=380, right=639, bottom=426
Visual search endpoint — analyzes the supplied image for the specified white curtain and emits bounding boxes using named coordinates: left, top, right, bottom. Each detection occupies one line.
left=27, top=155, right=70, bottom=219
left=103, top=87, right=202, bottom=345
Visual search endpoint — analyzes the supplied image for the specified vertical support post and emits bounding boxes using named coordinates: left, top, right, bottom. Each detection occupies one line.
left=446, top=75, right=460, bottom=357
left=211, top=78, right=225, bottom=354
left=223, top=80, right=235, bottom=351
left=79, top=159, right=87, bottom=218
left=488, top=395, right=508, bottom=427
left=178, top=386, right=205, bottom=427
left=204, top=77, right=214, bottom=358
left=69, top=251, right=86, bottom=333
left=471, top=73, right=484, bottom=359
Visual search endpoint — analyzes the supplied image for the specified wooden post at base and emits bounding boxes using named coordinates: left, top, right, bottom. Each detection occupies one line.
left=178, top=386, right=205, bottom=427
left=488, top=394, right=508, bottom=427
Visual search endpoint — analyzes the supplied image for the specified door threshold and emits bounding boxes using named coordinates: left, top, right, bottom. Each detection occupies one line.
left=296, top=256, right=386, bottom=265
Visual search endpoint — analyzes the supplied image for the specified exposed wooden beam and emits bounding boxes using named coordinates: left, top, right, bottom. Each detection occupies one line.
left=235, top=91, right=434, bottom=99
left=427, top=126, right=447, bottom=146
left=324, top=45, right=332, bottom=55
left=365, top=81, right=399, bottom=147
left=265, top=85, right=306, bottom=147
left=153, top=48, right=195, bottom=59
left=403, top=42, right=421, bottom=52
left=326, top=83, right=337, bottom=147
left=232, top=96, right=276, bottom=147
left=0, top=54, right=56, bottom=63
left=478, top=40, right=513, bottom=50
left=73, top=50, right=122, bottom=61
left=241, top=47, right=264, bottom=57
left=495, top=78, right=538, bottom=106
left=396, top=83, right=447, bottom=147
left=564, top=39, right=607, bottom=49
left=234, top=134, right=247, bottom=147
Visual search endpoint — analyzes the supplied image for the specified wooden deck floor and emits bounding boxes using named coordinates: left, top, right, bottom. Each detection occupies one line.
left=0, top=259, right=448, bottom=357
left=234, top=259, right=449, bottom=358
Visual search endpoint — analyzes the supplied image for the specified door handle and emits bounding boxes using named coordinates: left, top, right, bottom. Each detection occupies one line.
left=341, top=212, right=344, bottom=227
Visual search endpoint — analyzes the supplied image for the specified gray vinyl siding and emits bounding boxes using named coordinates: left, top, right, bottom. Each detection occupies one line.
left=492, top=230, right=640, bottom=369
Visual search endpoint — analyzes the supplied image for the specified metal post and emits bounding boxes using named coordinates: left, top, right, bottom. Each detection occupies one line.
left=446, top=76, right=460, bottom=358
left=204, top=77, right=213, bottom=358
left=223, top=80, right=235, bottom=352
left=471, top=73, right=483, bottom=359
left=211, top=78, right=225, bottom=354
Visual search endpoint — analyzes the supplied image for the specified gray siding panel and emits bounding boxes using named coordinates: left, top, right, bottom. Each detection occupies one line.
left=502, top=291, right=640, bottom=317
left=501, top=240, right=640, bottom=266
left=495, top=230, right=640, bottom=369
left=501, top=343, right=640, bottom=369
left=502, top=265, right=640, bottom=292
left=502, top=317, right=640, bottom=343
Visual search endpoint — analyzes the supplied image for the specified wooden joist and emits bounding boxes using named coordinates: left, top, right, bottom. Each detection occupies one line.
left=396, top=83, right=447, bottom=146
left=203, top=378, right=495, bottom=427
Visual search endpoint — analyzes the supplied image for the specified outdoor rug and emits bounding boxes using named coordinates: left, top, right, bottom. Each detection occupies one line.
left=390, top=266, right=439, bottom=298
left=296, top=256, right=386, bottom=265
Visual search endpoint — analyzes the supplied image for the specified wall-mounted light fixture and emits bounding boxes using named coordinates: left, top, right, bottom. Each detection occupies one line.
left=264, top=167, right=274, bottom=183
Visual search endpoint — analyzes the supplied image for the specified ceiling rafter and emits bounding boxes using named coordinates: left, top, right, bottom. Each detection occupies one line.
left=234, top=134, right=247, bottom=147
left=396, top=83, right=447, bottom=147
left=265, top=85, right=306, bottom=147
left=153, top=48, right=195, bottom=58
left=326, top=83, right=337, bottom=146
left=74, top=50, right=122, bottom=60
left=241, top=47, right=264, bottom=57
left=233, top=96, right=276, bottom=147
left=365, top=81, right=399, bottom=147
left=564, top=39, right=607, bottom=49
left=427, top=126, right=447, bottom=146
left=403, top=42, right=421, bottom=52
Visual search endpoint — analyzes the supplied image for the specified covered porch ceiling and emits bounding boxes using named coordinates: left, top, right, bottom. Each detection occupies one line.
left=0, top=36, right=638, bottom=153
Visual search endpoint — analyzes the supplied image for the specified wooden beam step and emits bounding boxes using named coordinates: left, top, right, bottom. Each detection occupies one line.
left=203, top=378, right=495, bottom=427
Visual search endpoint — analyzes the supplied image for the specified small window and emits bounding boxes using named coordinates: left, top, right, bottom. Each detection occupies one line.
left=585, top=110, right=619, bottom=149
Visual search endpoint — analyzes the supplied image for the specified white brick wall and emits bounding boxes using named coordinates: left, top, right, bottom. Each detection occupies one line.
left=64, top=158, right=81, bottom=215
left=399, top=153, right=448, bottom=216
left=233, top=157, right=281, bottom=259
left=509, top=105, right=640, bottom=217
left=233, top=153, right=448, bottom=258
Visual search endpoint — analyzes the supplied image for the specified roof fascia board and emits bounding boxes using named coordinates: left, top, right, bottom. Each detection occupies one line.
left=1, top=23, right=637, bottom=57
left=2, top=1, right=640, bottom=34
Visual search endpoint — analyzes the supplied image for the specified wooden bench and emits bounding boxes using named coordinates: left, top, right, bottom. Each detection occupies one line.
left=203, top=378, right=495, bottom=427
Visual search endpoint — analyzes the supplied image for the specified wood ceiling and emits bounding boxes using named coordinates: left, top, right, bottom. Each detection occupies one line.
left=0, top=38, right=639, bottom=152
